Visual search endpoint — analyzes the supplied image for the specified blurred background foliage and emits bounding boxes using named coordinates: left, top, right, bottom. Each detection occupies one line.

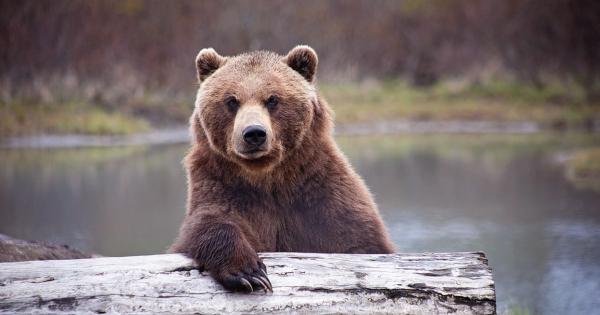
left=0, top=0, right=599, bottom=135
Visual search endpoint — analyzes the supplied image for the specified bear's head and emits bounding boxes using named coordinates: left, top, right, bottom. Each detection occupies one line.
left=192, top=45, right=329, bottom=172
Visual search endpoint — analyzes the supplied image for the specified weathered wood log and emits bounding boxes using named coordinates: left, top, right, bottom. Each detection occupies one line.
left=0, top=252, right=495, bottom=314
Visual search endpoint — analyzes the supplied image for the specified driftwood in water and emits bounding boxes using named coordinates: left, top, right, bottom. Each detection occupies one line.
left=0, top=234, right=91, bottom=262
left=0, top=252, right=495, bottom=314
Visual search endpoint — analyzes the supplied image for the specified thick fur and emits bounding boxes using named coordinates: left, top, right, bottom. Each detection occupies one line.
left=170, top=46, right=394, bottom=293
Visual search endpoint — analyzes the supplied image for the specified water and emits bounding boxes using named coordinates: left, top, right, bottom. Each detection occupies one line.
left=1, top=133, right=599, bottom=314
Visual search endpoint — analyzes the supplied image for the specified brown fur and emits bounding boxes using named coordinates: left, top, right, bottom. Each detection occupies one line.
left=170, top=46, right=394, bottom=292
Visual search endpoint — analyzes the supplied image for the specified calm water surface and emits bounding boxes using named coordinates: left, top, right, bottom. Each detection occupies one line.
left=1, top=133, right=599, bottom=314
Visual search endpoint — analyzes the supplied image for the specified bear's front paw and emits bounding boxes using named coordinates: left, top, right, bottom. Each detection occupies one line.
left=213, top=258, right=272, bottom=293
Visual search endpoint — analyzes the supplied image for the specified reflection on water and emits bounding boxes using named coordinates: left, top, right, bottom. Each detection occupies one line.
left=0, top=145, right=187, bottom=256
left=1, top=133, right=600, bottom=314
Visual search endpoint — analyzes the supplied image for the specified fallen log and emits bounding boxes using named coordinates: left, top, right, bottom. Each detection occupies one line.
left=0, top=252, right=495, bottom=314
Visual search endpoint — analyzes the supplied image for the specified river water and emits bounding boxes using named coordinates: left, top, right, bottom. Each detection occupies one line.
left=1, top=133, right=599, bottom=314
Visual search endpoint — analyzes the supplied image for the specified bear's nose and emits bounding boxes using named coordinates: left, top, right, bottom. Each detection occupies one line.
left=242, top=125, right=267, bottom=146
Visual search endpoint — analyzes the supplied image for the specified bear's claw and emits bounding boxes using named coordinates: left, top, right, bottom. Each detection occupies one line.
left=250, top=276, right=271, bottom=292
left=259, top=269, right=273, bottom=290
left=219, top=260, right=272, bottom=293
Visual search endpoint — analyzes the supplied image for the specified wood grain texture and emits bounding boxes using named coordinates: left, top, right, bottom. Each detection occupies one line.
left=0, top=252, right=495, bottom=314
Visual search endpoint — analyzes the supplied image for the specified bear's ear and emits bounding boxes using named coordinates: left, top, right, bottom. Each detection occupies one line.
left=284, top=45, right=318, bottom=83
left=195, top=48, right=226, bottom=82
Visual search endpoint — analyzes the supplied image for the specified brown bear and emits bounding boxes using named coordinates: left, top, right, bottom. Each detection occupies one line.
left=170, top=45, right=394, bottom=293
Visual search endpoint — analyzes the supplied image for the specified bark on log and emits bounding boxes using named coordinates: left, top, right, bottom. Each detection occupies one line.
left=0, top=252, right=495, bottom=314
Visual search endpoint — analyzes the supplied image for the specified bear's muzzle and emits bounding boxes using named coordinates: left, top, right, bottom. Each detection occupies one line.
left=233, top=103, right=272, bottom=159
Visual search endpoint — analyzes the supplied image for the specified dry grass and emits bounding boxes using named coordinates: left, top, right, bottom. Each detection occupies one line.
left=322, top=80, right=599, bottom=128
left=0, top=102, right=150, bottom=136
left=565, top=147, right=600, bottom=191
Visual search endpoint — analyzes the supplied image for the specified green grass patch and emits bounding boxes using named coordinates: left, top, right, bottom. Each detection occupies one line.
left=0, top=102, right=150, bottom=137
left=338, top=132, right=599, bottom=165
left=321, top=80, right=599, bottom=128
left=506, top=304, right=534, bottom=315
left=565, top=147, right=600, bottom=191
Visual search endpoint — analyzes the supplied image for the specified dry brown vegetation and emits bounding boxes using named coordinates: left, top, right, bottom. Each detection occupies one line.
left=1, top=0, right=599, bottom=135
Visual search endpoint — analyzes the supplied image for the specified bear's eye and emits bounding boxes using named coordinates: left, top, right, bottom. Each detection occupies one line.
left=225, top=96, right=239, bottom=113
left=265, top=95, right=279, bottom=111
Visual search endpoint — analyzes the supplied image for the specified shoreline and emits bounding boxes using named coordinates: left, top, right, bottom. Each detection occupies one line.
left=1, top=120, right=597, bottom=149
left=0, top=128, right=190, bottom=149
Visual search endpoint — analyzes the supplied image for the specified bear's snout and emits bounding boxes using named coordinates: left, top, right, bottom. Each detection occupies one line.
left=232, top=103, right=273, bottom=161
left=243, top=125, right=267, bottom=147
